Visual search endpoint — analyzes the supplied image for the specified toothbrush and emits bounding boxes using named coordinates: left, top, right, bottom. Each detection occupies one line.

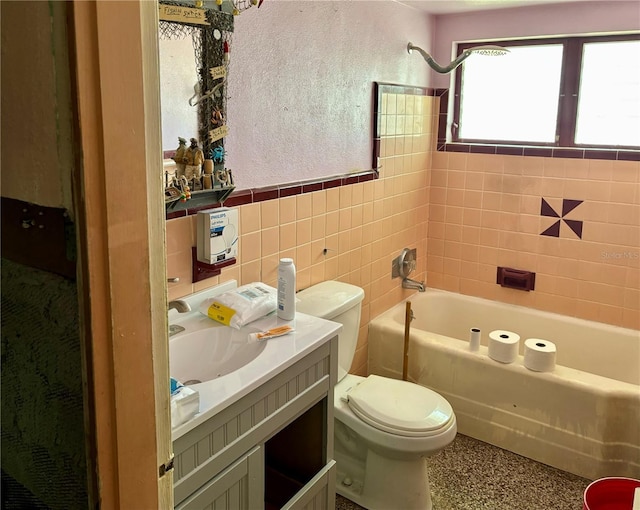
left=248, top=325, right=294, bottom=342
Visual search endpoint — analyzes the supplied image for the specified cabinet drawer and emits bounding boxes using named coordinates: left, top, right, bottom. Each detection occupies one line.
left=281, top=460, right=336, bottom=510
left=176, top=446, right=263, bottom=510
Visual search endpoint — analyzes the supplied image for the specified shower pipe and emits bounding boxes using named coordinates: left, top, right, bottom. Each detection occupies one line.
left=407, top=42, right=509, bottom=74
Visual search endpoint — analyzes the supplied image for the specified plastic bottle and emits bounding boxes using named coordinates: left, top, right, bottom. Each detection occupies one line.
left=277, top=258, right=296, bottom=320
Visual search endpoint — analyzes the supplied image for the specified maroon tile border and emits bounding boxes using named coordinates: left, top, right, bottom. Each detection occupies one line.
left=584, top=149, right=618, bottom=160
left=618, top=151, right=640, bottom=162
left=442, top=142, right=640, bottom=161
left=523, top=147, right=553, bottom=158
left=252, top=186, right=279, bottom=202
left=166, top=170, right=379, bottom=219
left=223, top=188, right=253, bottom=208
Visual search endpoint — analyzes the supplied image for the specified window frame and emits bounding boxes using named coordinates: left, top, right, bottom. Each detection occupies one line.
left=451, top=33, right=640, bottom=150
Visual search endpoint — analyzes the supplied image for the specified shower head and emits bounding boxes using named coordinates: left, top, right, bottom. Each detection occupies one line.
left=407, top=42, right=509, bottom=74
left=467, top=45, right=510, bottom=57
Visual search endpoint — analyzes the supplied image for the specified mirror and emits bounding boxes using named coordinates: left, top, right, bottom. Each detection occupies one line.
left=158, top=2, right=235, bottom=212
left=159, top=2, right=431, bottom=215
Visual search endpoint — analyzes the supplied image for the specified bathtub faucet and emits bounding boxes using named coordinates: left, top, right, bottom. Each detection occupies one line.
left=402, top=277, right=425, bottom=292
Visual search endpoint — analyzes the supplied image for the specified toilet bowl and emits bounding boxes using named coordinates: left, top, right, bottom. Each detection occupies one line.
left=296, top=281, right=457, bottom=510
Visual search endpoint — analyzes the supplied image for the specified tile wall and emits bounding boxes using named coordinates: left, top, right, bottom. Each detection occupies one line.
left=167, top=90, right=639, bottom=378
left=166, top=92, right=437, bottom=375
left=427, top=150, right=640, bottom=330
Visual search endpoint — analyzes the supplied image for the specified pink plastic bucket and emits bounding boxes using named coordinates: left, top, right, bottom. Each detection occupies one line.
left=583, top=477, right=640, bottom=510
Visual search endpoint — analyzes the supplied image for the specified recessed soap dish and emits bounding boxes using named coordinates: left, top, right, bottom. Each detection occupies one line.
left=496, top=266, right=536, bottom=291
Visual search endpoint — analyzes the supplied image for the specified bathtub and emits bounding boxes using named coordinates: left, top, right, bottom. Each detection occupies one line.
left=368, top=289, right=640, bottom=481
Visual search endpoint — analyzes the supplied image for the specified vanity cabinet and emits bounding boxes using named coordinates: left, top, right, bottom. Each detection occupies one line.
left=173, top=335, right=338, bottom=509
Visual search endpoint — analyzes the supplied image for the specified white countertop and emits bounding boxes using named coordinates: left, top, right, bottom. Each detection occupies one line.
left=170, top=284, right=341, bottom=441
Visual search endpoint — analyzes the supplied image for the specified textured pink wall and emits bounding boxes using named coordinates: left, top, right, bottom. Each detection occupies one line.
left=226, top=2, right=433, bottom=190
left=432, top=1, right=640, bottom=89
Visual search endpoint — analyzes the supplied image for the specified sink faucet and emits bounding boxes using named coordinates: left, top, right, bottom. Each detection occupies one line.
left=168, top=299, right=191, bottom=313
left=402, top=277, right=425, bottom=292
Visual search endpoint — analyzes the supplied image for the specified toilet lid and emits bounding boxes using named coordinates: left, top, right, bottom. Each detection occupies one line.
left=345, top=375, right=454, bottom=437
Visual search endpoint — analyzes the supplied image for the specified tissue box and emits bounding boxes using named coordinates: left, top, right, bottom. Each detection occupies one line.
left=171, top=385, right=200, bottom=429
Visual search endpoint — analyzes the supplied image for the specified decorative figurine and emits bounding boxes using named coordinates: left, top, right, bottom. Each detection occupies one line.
left=180, top=184, right=191, bottom=202
left=214, top=167, right=232, bottom=187
left=184, top=137, right=204, bottom=187
left=211, top=146, right=225, bottom=164
left=172, top=137, right=188, bottom=177
left=177, top=176, right=191, bottom=202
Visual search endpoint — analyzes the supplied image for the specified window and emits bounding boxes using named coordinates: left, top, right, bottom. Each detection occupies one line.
left=452, top=34, right=640, bottom=149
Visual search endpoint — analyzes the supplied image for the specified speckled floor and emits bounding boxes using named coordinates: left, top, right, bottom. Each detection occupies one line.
left=335, top=434, right=591, bottom=510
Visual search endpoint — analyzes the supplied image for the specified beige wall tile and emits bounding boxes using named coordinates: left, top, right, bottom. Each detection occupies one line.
left=240, top=202, right=261, bottom=233
left=296, top=218, right=312, bottom=245
left=326, top=210, right=339, bottom=235
left=240, top=231, right=261, bottom=262
left=296, top=243, right=312, bottom=271
left=279, top=196, right=296, bottom=224
left=611, top=161, right=639, bottom=182
left=588, top=159, right=614, bottom=181
left=311, top=215, right=325, bottom=241
left=279, top=222, right=296, bottom=250
left=261, top=200, right=279, bottom=228
left=296, top=193, right=312, bottom=219
left=261, top=254, right=280, bottom=288
left=311, top=190, right=326, bottom=216
left=166, top=216, right=194, bottom=255
left=310, top=261, right=326, bottom=287
left=340, top=185, right=352, bottom=209
left=326, top=187, right=340, bottom=211
left=339, top=208, right=352, bottom=231
left=622, top=308, right=639, bottom=329
left=240, top=259, right=261, bottom=283
left=261, top=227, right=279, bottom=257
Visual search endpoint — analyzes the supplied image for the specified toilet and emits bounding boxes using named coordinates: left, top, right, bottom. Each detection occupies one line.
left=296, top=281, right=457, bottom=510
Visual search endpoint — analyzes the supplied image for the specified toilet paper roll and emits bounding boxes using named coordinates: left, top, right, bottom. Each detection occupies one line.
left=488, top=330, right=520, bottom=363
left=469, top=328, right=481, bottom=352
left=523, top=338, right=556, bottom=372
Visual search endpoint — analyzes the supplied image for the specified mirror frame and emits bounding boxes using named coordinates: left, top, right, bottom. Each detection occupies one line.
left=159, top=1, right=235, bottom=216
left=166, top=81, right=383, bottom=219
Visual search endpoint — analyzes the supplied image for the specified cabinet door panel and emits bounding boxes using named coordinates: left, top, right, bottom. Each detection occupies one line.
left=176, top=446, right=263, bottom=510
left=281, top=460, right=336, bottom=510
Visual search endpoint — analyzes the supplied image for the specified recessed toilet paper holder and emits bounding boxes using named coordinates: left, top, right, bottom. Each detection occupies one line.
left=392, top=248, right=417, bottom=279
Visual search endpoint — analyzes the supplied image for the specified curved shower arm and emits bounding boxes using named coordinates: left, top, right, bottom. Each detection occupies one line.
left=407, top=43, right=472, bottom=74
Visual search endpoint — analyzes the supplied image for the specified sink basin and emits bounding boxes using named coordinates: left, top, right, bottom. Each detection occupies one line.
left=169, top=325, right=266, bottom=384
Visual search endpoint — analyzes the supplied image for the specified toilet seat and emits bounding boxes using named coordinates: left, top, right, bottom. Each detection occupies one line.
left=344, top=375, right=454, bottom=437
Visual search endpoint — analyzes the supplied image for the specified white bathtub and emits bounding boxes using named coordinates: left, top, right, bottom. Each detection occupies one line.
left=368, top=289, right=640, bottom=481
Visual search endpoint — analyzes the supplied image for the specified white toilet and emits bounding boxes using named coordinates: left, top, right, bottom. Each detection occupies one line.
left=296, top=281, right=457, bottom=510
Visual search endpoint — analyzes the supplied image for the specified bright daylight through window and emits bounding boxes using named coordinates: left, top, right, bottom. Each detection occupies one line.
left=576, top=40, right=640, bottom=147
left=454, top=35, right=640, bottom=149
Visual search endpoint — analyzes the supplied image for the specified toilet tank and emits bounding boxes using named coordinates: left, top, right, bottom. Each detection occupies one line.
left=296, top=281, right=365, bottom=381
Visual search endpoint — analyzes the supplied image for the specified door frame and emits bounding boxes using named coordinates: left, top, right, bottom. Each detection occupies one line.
left=71, top=1, right=172, bottom=507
